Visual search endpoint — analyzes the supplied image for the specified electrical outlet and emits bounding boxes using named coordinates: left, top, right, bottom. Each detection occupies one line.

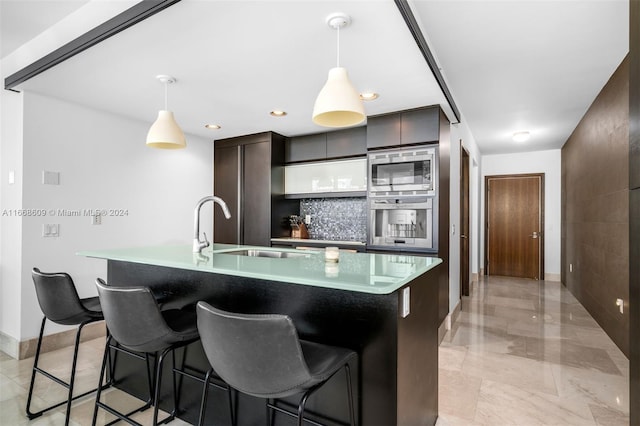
left=305, top=214, right=311, bottom=225
left=616, top=298, right=624, bottom=314
left=401, top=287, right=410, bottom=318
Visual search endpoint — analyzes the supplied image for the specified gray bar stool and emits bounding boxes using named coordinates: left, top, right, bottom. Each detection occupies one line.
left=27, top=267, right=106, bottom=426
left=93, top=279, right=233, bottom=426
left=196, top=301, right=357, bottom=426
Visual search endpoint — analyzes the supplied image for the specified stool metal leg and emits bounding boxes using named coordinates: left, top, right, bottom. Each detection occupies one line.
left=267, top=361, right=356, bottom=426
left=152, top=347, right=174, bottom=425
left=26, top=317, right=47, bottom=420
left=197, top=369, right=213, bottom=426
left=93, top=336, right=153, bottom=426
left=92, top=336, right=112, bottom=426
left=27, top=317, right=102, bottom=425
left=198, top=368, right=235, bottom=426
left=344, top=364, right=355, bottom=426
left=297, top=384, right=324, bottom=426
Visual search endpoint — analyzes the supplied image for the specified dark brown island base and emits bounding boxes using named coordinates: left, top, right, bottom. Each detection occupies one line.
left=79, top=244, right=442, bottom=426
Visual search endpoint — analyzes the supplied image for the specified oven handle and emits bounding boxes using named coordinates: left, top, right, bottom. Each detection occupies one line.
left=370, top=200, right=431, bottom=209
left=369, top=154, right=431, bottom=164
left=371, top=198, right=430, bottom=204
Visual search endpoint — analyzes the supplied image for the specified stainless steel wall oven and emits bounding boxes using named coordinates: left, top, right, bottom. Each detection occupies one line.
left=368, top=146, right=438, bottom=252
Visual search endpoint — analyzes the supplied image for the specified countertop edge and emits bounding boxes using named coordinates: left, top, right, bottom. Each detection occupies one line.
left=77, top=245, right=442, bottom=295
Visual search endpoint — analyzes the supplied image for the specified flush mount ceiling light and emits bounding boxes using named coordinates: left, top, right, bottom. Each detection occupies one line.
left=146, top=75, right=186, bottom=149
left=512, top=131, right=531, bottom=143
left=205, top=124, right=221, bottom=130
left=359, top=92, right=379, bottom=101
left=312, top=13, right=365, bottom=128
left=270, top=110, right=287, bottom=117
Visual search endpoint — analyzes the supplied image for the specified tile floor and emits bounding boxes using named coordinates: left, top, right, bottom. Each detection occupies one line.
left=0, top=275, right=630, bottom=425
left=436, top=276, right=629, bottom=426
left=0, top=336, right=190, bottom=426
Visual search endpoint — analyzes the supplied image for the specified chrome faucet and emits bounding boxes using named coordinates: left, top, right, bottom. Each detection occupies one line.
left=193, top=195, right=231, bottom=253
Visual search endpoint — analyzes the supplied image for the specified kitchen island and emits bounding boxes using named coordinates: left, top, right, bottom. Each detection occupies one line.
left=79, top=244, right=442, bottom=425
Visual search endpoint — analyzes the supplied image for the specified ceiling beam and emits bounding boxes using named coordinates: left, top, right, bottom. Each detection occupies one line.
left=394, top=0, right=461, bottom=124
left=4, top=0, right=182, bottom=91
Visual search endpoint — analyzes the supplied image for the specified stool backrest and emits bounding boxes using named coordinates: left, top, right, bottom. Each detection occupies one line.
left=196, top=301, right=313, bottom=398
left=32, top=268, right=87, bottom=325
left=95, top=278, right=175, bottom=353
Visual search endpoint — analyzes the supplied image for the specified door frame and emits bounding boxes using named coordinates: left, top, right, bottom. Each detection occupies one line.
left=460, top=142, right=470, bottom=296
left=484, top=173, right=545, bottom=279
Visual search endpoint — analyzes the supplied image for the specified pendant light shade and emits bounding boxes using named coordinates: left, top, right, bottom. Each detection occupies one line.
left=146, top=110, right=186, bottom=149
left=146, top=75, right=186, bottom=149
left=312, top=67, right=365, bottom=128
left=312, top=13, right=365, bottom=128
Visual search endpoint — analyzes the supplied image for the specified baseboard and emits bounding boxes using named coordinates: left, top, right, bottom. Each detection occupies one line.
left=0, top=331, right=19, bottom=359
left=1, top=321, right=106, bottom=360
left=450, top=299, right=462, bottom=326
left=438, top=319, right=448, bottom=345
left=544, top=273, right=561, bottom=282
left=439, top=299, right=462, bottom=345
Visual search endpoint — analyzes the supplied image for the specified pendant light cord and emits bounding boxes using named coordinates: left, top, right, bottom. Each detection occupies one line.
left=336, top=24, right=340, bottom=67
left=164, top=81, right=169, bottom=110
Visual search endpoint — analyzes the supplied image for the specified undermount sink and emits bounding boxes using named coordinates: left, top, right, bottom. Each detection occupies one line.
left=222, top=249, right=311, bottom=259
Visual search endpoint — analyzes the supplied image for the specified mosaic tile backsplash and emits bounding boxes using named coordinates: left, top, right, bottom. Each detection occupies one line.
left=299, top=197, right=367, bottom=242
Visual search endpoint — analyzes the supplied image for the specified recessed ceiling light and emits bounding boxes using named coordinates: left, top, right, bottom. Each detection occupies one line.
left=270, top=110, right=287, bottom=117
left=205, top=124, right=221, bottom=130
left=359, top=92, right=379, bottom=101
left=512, top=131, right=530, bottom=142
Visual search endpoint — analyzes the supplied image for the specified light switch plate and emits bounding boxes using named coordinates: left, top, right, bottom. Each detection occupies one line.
left=42, top=171, right=60, bottom=185
left=42, top=224, right=59, bottom=237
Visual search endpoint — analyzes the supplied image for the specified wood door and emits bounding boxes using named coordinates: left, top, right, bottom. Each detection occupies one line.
left=485, top=174, right=544, bottom=280
left=460, top=144, right=470, bottom=295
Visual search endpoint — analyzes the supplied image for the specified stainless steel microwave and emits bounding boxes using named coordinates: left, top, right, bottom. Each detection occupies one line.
left=368, top=146, right=437, bottom=197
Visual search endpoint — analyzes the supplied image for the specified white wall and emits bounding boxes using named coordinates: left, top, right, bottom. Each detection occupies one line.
left=3, top=91, right=214, bottom=343
left=481, top=150, right=562, bottom=276
left=448, top=120, right=482, bottom=313
left=0, top=87, right=24, bottom=356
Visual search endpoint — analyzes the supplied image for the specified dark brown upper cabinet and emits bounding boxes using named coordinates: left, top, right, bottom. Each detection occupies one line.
left=326, top=127, right=367, bottom=158
left=285, top=127, right=366, bottom=163
left=367, top=106, right=441, bottom=149
left=285, top=133, right=326, bottom=163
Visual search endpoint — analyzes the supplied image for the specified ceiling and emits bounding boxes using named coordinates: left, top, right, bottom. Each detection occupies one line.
left=0, top=0, right=90, bottom=58
left=2, top=0, right=630, bottom=155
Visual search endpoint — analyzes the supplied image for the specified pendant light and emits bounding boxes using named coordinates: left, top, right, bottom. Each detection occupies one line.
left=146, top=75, right=186, bottom=149
left=312, top=13, right=365, bottom=128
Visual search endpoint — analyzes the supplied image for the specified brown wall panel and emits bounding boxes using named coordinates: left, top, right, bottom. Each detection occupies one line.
left=628, top=0, right=640, bottom=422
left=561, top=56, right=629, bottom=356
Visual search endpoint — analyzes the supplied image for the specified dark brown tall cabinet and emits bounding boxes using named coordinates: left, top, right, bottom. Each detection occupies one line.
left=213, top=132, right=296, bottom=246
left=366, top=106, right=451, bottom=328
